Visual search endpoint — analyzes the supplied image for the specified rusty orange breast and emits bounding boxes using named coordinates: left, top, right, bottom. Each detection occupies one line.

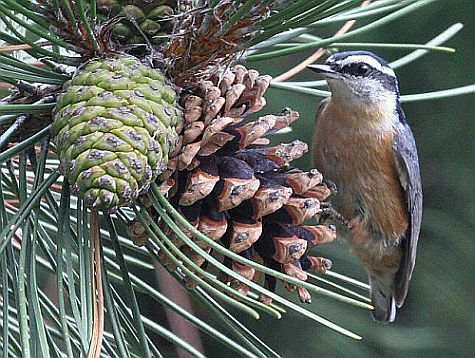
left=313, top=99, right=408, bottom=240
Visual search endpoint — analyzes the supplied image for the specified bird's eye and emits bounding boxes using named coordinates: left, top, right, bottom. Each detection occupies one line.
left=342, top=63, right=372, bottom=76
left=355, top=64, right=371, bottom=76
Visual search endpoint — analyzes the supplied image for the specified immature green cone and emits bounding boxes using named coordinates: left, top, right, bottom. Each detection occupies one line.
left=53, top=56, right=182, bottom=212
left=97, top=0, right=176, bottom=45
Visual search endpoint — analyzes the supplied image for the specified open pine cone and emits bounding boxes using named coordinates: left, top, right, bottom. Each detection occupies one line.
left=19, top=0, right=342, bottom=305
left=131, top=65, right=336, bottom=303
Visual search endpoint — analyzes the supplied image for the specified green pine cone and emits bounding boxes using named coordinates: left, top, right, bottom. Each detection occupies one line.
left=53, top=56, right=182, bottom=212
left=97, top=0, right=175, bottom=45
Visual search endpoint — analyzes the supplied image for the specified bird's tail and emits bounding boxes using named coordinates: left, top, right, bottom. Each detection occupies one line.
left=369, top=273, right=397, bottom=323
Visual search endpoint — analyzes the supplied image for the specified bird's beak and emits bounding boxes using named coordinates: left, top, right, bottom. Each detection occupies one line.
left=307, top=64, right=341, bottom=79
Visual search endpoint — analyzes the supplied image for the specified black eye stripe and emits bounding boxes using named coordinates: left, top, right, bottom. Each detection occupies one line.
left=340, top=63, right=374, bottom=76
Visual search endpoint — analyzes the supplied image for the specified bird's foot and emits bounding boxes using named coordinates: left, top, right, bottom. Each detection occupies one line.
left=323, top=179, right=338, bottom=194
left=320, top=204, right=351, bottom=229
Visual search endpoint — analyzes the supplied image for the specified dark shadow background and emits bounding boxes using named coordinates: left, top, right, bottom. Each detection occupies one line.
left=202, top=1, right=475, bottom=357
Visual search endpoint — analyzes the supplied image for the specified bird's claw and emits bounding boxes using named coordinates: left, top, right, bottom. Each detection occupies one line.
left=320, top=205, right=351, bottom=229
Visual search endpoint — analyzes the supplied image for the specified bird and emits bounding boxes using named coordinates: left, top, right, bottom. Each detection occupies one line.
left=308, top=51, right=423, bottom=322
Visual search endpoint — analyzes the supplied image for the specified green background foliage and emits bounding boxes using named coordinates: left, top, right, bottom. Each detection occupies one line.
left=227, top=1, right=474, bottom=357
left=1, top=1, right=474, bottom=357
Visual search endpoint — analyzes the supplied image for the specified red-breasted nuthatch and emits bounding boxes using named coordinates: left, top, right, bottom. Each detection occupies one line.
left=308, top=51, right=422, bottom=322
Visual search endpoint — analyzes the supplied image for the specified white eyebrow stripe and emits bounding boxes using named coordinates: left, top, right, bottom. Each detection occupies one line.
left=335, top=55, right=396, bottom=77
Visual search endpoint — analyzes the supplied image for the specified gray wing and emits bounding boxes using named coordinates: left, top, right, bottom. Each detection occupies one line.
left=393, top=118, right=423, bottom=307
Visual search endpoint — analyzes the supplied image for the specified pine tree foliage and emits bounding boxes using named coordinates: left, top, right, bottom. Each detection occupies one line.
left=0, top=1, right=473, bottom=357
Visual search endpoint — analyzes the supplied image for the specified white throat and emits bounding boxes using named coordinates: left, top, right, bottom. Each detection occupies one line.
left=327, top=78, right=398, bottom=110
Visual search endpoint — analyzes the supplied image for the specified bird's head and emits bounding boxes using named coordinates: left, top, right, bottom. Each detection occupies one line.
left=308, top=51, right=400, bottom=105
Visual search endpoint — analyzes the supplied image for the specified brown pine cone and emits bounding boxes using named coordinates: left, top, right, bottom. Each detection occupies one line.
left=138, top=65, right=337, bottom=303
